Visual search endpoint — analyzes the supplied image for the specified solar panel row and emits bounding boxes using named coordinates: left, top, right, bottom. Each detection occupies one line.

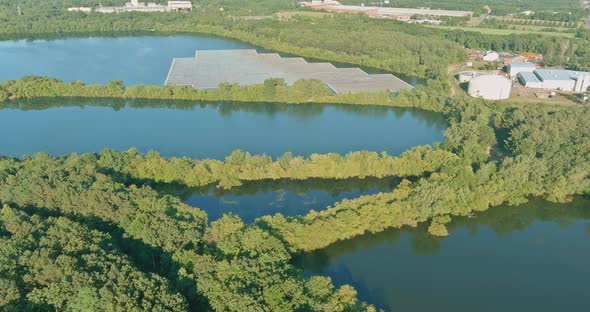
left=165, top=49, right=413, bottom=94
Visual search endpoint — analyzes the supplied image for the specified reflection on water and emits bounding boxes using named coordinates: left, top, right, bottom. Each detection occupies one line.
left=182, top=177, right=398, bottom=223
left=0, top=35, right=252, bottom=85
left=0, top=34, right=423, bottom=86
left=1, top=97, right=444, bottom=123
left=300, top=197, right=590, bottom=312
left=0, top=99, right=446, bottom=159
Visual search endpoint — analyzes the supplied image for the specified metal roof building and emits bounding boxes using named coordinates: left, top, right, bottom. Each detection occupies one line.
left=507, top=62, right=536, bottom=77
left=306, top=3, right=473, bottom=18
left=165, top=50, right=413, bottom=94
left=519, top=69, right=590, bottom=92
left=517, top=72, right=543, bottom=88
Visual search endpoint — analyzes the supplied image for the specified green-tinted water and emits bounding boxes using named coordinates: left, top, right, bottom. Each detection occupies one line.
left=301, top=197, right=590, bottom=312
left=182, top=177, right=398, bottom=223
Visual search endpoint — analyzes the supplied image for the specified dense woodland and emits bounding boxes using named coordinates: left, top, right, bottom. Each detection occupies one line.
left=0, top=76, right=450, bottom=112
left=1, top=0, right=590, bottom=310
left=0, top=154, right=370, bottom=311
left=2, top=97, right=589, bottom=309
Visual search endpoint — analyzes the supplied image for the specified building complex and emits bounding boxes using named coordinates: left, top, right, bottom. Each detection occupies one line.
left=517, top=69, right=590, bottom=92
left=68, top=1, right=192, bottom=13
left=302, top=1, right=472, bottom=22
left=164, top=49, right=413, bottom=94
left=507, top=62, right=537, bottom=77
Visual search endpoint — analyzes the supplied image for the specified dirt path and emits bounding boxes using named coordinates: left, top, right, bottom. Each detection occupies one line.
left=447, top=63, right=461, bottom=97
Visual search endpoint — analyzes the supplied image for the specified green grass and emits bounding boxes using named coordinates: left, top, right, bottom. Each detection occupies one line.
left=423, top=25, right=576, bottom=38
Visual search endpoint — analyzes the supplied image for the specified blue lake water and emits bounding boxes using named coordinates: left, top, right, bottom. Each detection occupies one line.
left=0, top=99, right=446, bottom=159
left=0, top=34, right=421, bottom=86
left=300, top=198, right=590, bottom=312
left=0, top=35, right=251, bottom=85
left=0, top=33, right=587, bottom=312
left=182, top=178, right=397, bottom=223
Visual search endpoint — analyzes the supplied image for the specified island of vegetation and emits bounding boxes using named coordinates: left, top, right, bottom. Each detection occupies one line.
left=0, top=0, right=589, bottom=311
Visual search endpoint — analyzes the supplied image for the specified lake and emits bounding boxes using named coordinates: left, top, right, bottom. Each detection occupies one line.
left=300, top=197, right=590, bottom=312
left=1, top=32, right=587, bottom=312
left=0, top=35, right=251, bottom=85
left=0, top=34, right=421, bottom=86
left=0, top=99, right=446, bottom=158
left=182, top=177, right=398, bottom=223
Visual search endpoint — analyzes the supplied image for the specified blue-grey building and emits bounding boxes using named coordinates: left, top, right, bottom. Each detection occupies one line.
left=507, top=62, right=536, bottom=77
left=517, top=69, right=590, bottom=92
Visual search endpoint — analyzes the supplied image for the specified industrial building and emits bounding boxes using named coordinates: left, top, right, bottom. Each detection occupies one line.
left=483, top=51, right=499, bottom=62
left=517, top=69, right=590, bottom=92
left=457, top=71, right=485, bottom=83
left=165, top=49, right=413, bottom=94
left=302, top=1, right=472, bottom=21
left=74, top=0, right=192, bottom=13
left=468, top=75, right=511, bottom=100
left=517, top=72, right=543, bottom=89
left=507, top=62, right=536, bottom=77
left=67, top=7, right=92, bottom=12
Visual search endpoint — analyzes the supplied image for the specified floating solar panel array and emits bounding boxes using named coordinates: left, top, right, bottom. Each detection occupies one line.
left=165, top=49, right=413, bottom=94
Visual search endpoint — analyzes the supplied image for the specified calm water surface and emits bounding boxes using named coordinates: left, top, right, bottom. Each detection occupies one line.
left=0, top=99, right=446, bottom=158
left=2, top=34, right=587, bottom=312
left=0, top=34, right=421, bottom=86
left=301, top=198, right=590, bottom=312
left=0, top=35, right=251, bottom=85
left=182, top=178, right=397, bottom=223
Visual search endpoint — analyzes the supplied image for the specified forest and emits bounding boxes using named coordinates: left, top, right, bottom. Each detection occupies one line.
left=0, top=76, right=451, bottom=112
left=2, top=95, right=589, bottom=309
left=0, top=158, right=367, bottom=311
left=1, top=0, right=590, bottom=310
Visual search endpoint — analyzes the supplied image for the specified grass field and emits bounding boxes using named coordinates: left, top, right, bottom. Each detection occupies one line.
left=274, top=11, right=333, bottom=19
left=423, top=25, right=576, bottom=38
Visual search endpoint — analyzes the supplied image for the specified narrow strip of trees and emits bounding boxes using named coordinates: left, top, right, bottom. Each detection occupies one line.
left=0, top=76, right=449, bottom=112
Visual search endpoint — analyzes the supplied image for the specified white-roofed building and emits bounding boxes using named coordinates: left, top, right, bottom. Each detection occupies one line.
left=468, top=75, right=511, bottom=100
left=483, top=52, right=499, bottom=62
left=507, top=62, right=536, bottom=77
left=517, top=69, right=590, bottom=91
left=168, top=1, right=193, bottom=11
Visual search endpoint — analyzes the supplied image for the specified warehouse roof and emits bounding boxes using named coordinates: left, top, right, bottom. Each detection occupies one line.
left=508, top=62, right=536, bottom=68
left=322, top=5, right=472, bottom=17
left=569, top=70, right=590, bottom=79
left=165, top=49, right=413, bottom=94
left=535, top=69, right=575, bottom=81
left=518, top=71, right=541, bottom=83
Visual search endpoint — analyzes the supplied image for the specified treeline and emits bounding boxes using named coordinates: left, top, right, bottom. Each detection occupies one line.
left=444, top=30, right=590, bottom=71
left=258, top=100, right=590, bottom=251
left=0, top=153, right=372, bottom=311
left=0, top=76, right=450, bottom=112
left=0, top=4, right=467, bottom=80
left=99, top=145, right=456, bottom=189
left=481, top=18, right=580, bottom=29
